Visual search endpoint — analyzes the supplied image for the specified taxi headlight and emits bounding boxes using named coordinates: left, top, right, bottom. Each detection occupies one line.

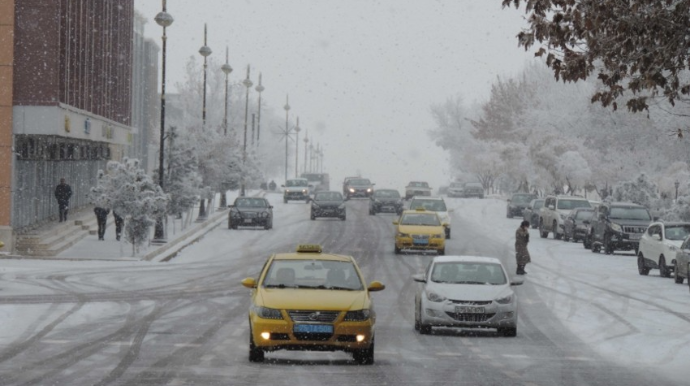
left=495, top=294, right=513, bottom=304
left=344, top=309, right=371, bottom=321
left=256, top=307, right=283, bottom=320
left=397, top=232, right=410, bottom=238
left=610, top=223, right=623, bottom=232
left=427, top=291, right=446, bottom=303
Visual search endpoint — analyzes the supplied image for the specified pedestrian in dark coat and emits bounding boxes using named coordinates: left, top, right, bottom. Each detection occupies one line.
left=515, top=220, right=531, bottom=275
left=113, top=211, right=124, bottom=241
left=94, top=207, right=110, bottom=240
left=54, top=178, right=73, bottom=222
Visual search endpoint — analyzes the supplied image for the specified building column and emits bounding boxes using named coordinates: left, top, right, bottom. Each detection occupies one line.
left=0, top=0, right=14, bottom=253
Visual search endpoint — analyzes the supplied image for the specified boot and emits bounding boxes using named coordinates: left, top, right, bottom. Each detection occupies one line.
left=516, top=265, right=525, bottom=275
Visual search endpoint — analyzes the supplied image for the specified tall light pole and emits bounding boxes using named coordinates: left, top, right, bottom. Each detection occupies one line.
left=241, top=65, right=253, bottom=197
left=255, top=73, right=264, bottom=144
left=283, top=95, right=291, bottom=182
left=199, top=24, right=212, bottom=130
left=294, top=117, right=301, bottom=177
left=219, top=47, right=232, bottom=208
left=303, top=132, right=309, bottom=174
left=153, top=0, right=173, bottom=243
left=675, top=180, right=680, bottom=200
left=309, top=143, right=314, bottom=172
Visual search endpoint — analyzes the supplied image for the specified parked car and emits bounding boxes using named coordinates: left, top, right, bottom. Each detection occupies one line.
left=409, top=196, right=453, bottom=239
left=241, top=244, right=385, bottom=364
left=563, top=207, right=595, bottom=243
left=310, top=191, right=346, bottom=220
left=369, top=189, right=404, bottom=215
left=506, top=193, right=537, bottom=218
left=282, top=178, right=311, bottom=203
left=228, top=197, right=273, bottom=230
left=637, top=222, right=690, bottom=280
left=344, top=178, right=375, bottom=199
left=522, top=199, right=544, bottom=229
left=672, top=235, right=690, bottom=284
left=446, top=182, right=464, bottom=198
left=412, top=255, right=522, bottom=336
left=404, top=181, right=432, bottom=200
left=462, top=182, right=484, bottom=198
left=589, top=202, right=651, bottom=255
left=539, top=195, right=592, bottom=239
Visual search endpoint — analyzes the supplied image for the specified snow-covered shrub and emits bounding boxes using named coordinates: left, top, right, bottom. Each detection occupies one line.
left=610, top=173, right=658, bottom=208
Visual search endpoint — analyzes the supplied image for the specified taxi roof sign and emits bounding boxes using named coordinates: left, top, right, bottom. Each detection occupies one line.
left=415, top=207, right=426, bottom=212
left=296, top=244, right=322, bottom=253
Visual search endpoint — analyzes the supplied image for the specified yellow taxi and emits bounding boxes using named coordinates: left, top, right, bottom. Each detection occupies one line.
left=393, top=208, right=447, bottom=255
left=241, top=244, right=385, bottom=364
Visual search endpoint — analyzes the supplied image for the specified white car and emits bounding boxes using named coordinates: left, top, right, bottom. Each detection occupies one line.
left=408, top=196, right=453, bottom=239
left=447, top=182, right=464, bottom=198
left=412, top=256, right=522, bottom=336
left=637, top=222, right=690, bottom=278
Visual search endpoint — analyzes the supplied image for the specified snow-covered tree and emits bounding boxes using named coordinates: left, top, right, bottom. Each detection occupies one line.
left=610, top=173, right=659, bottom=209
left=163, top=128, right=201, bottom=216
left=91, top=159, right=169, bottom=255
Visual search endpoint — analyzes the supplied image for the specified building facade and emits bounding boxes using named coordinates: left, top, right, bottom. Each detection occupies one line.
left=0, top=0, right=157, bottom=252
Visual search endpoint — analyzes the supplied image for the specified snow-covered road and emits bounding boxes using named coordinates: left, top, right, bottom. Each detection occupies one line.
left=0, top=193, right=687, bottom=385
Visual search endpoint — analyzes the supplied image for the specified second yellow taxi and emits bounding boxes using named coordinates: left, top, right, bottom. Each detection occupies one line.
left=393, top=208, right=447, bottom=255
left=241, top=244, right=385, bottom=364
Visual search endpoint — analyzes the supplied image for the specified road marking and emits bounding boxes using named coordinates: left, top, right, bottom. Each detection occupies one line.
left=107, top=341, right=133, bottom=346
left=42, top=340, right=70, bottom=344
left=174, top=343, right=202, bottom=348
left=502, top=354, right=530, bottom=359
left=564, top=356, right=593, bottom=361
left=435, top=352, right=463, bottom=357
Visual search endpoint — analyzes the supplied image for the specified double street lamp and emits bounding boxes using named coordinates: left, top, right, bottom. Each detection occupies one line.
left=294, top=117, right=301, bottom=177
left=219, top=47, right=232, bottom=208
left=153, top=0, right=173, bottom=243
left=197, top=25, right=212, bottom=221
left=255, top=74, right=264, bottom=144
left=241, top=65, right=253, bottom=197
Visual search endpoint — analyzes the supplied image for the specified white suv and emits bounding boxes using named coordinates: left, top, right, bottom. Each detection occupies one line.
left=408, top=196, right=453, bottom=239
left=637, top=222, right=690, bottom=279
left=539, top=195, right=591, bottom=239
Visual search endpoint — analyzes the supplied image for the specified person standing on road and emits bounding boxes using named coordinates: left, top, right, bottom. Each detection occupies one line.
left=515, top=220, right=531, bottom=275
left=54, top=178, right=72, bottom=222
left=113, top=211, right=124, bottom=241
left=94, top=207, right=110, bottom=240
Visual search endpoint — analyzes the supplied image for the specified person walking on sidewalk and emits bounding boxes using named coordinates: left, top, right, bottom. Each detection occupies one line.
left=113, top=211, right=124, bottom=241
left=94, top=207, right=110, bottom=240
left=515, top=220, right=531, bottom=275
left=54, top=178, right=72, bottom=222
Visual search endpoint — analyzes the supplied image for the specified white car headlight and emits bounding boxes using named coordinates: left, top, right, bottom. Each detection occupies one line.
left=494, top=294, right=513, bottom=304
left=610, top=223, right=622, bottom=232
left=426, top=291, right=446, bottom=303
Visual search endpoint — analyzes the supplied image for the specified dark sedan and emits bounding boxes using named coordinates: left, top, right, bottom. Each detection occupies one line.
left=563, top=207, right=594, bottom=243
left=228, top=197, right=273, bottom=230
left=507, top=193, right=537, bottom=218
left=311, top=191, right=346, bottom=220
left=522, top=199, right=544, bottom=229
left=345, top=178, right=375, bottom=199
left=369, top=189, right=404, bottom=215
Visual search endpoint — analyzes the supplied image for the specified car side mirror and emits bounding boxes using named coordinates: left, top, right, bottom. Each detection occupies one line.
left=510, top=279, right=524, bottom=286
left=367, top=281, right=385, bottom=292
left=241, top=277, right=257, bottom=288
left=652, top=234, right=661, bottom=241
left=393, top=221, right=399, bottom=225
left=308, top=184, right=314, bottom=188
left=268, top=205, right=273, bottom=209
left=442, top=223, right=449, bottom=227
left=228, top=204, right=235, bottom=208
left=412, top=274, right=426, bottom=283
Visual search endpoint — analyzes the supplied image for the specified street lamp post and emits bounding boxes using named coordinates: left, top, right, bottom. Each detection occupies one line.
left=283, top=95, right=291, bottom=182
left=219, top=47, right=232, bottom=208
left=255, top=73, right=264, bottom=144
left=241, top=65, right=253, bottom=197
left=153, top=0, right=173, bottom=243
left=199, top=24, right=212, bottom=129
left=197, top=24, right=212, bottom=221
left=675, top=180, right=680, bottom=200
left=294, top=117, right=301, bottom=178
left=303, top=133, right=309, bottom=174
left=309, top=143, right=314, bottom=172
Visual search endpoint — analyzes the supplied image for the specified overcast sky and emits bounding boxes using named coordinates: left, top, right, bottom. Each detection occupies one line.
left=134, top=0, right=536, bottom=191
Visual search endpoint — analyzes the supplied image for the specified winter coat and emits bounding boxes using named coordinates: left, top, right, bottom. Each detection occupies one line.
left=54, top=183, right=72, bottom=205
left=94, top=207, right=110, bottom=220
left=515, top=226, right=531, bottom=265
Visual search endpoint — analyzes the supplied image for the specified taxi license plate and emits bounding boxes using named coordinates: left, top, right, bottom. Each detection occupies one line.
left=413, top=239, right=428, bottom=245
left=455, top=306, right=485, bottom=314
left=293, top=324, right=333, bottom=333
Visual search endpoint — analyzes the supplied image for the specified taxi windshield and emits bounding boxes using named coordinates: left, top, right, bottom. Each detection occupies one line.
left=263, top=260, right=363, bottom=290
left=400, top=213, right=440, bottom=226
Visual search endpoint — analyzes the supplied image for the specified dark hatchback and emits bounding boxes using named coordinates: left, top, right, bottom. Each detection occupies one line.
left=522, top=199, right=544, bottom=228
left=563, top=207, right=594, bottom=243
left=311, top=191, right=346, bottom=220
left=507, top=193, right=537, bottom=218
left=229, top=197, right=273, bottom=230
left=345, top=178, right=375, bottom=199
left=369, top=189, right=404, bottom=215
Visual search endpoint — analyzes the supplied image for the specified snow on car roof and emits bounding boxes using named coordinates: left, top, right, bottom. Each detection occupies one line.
left=432, top=255, right=502, bottom=265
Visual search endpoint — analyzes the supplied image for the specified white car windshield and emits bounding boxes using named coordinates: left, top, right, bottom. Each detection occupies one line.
left=664, top=225, right=690, bottom=241
left=431, top=262, right=507, bottom=285
left=286, top=180, right=308, bottom=187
